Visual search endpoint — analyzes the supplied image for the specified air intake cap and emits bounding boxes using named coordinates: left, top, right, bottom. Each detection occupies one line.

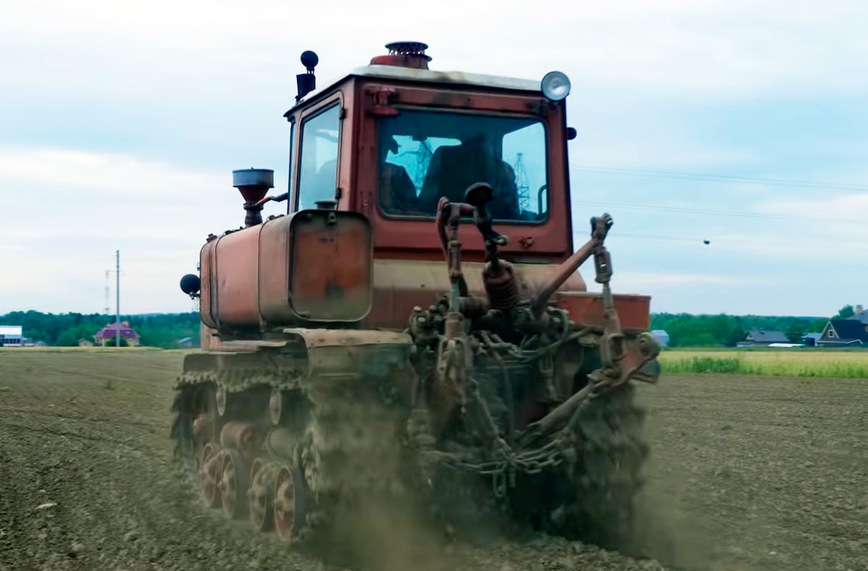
left=233, top=168, right=274, bottom=227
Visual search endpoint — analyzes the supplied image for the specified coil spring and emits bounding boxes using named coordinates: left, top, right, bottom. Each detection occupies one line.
left=485, top=270, right=520, bottom=312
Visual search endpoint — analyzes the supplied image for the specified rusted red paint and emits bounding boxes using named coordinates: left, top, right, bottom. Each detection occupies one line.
left=555, top=292, right=651, bottom=333
left=200, top=210, right=372, bottom=330
left=289, top=212, right=372, bottom=322
left=354, top=84, right=573, bottom=260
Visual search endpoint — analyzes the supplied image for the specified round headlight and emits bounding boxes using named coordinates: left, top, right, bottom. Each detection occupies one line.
left=541, top=71, right=571, bottom=101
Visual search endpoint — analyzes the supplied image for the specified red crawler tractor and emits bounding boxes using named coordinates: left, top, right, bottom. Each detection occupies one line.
left=173, top=42, right=659, bottom=548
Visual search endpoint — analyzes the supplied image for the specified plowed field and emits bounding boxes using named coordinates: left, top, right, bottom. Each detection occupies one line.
left=0, top=349, right=866, bottom=570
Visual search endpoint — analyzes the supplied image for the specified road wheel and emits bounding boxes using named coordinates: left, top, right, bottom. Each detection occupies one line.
left=219, top=449, right=249, bottom=519
left=248, top=459, right=278, bottom=531
left=273, top=464, right=308, bottom=543
left=199, top=443, right=223, bottom=508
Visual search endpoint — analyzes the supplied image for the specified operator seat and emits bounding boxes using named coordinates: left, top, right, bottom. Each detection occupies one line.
left=380, top=162, right=418, bottom=214
left=418, top=142, right=520, bottom=219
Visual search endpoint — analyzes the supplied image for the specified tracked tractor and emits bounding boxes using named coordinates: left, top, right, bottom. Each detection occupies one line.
left=172, top=41, right=660, bottom=548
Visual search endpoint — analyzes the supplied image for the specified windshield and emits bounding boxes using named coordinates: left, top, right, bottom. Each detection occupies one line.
left=377, top=110, right=548, bottom=222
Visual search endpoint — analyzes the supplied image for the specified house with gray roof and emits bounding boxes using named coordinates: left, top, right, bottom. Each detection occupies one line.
left=650, top=330, right=669, bottom=347
left=849, top=305, right=868, bottom=324
left=739, top=329, right=789, bottom=346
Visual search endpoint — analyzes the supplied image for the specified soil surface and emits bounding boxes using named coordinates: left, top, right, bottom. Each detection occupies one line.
left=0, top=350, right=866, bottom=570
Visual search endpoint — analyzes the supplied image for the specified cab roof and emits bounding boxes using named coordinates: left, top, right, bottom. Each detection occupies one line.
left=286, top=65, right=542, bottom=116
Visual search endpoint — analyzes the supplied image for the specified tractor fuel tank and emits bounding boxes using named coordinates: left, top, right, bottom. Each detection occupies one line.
left=199, top=210, right=373, bottom=330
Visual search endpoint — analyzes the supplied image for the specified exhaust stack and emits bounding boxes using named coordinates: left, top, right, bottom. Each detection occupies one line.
left=370, top=41, right=431, bottom=69
left=232, top=168, right=274, bottom=227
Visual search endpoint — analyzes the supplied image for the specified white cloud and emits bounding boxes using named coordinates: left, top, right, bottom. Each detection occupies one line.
left=1, top=2, right=866, bottom=316
left=0, top=148, right=224, bottom=195
left=0, top=147, right=267, bottom=313
left=615, top=271, right=773, bottom=289
left=2, top=0, right=866, bottom=100
left=754, top=193, right=868, bottom=221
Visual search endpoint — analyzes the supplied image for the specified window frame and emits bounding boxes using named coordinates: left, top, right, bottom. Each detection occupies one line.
left=291, top=97, right=343, bottom=213
left=374, top=107, right=551, bottom=226
left=285, top=118, right=295, bottom=214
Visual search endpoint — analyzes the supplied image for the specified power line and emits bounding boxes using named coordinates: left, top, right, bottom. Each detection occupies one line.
left=574, top=199, right=865, bottom=225
left=572, top=163, right=868, bottom=193
left=611, top=231, right=868, bottom=252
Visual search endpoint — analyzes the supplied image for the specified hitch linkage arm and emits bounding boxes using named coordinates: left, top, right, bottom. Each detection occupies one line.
left=530, top=214, right=613, bottom=315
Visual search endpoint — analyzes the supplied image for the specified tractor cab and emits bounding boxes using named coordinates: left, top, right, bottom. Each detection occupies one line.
left=280, top=42, right=574, bottom=261
left=185, top=42, right=651, bottom=340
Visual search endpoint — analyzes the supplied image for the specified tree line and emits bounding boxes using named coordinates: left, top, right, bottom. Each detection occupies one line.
left=0, top=311, right=199, bottom=348
left=0, top=305, right=856, bottom=349
left=651, top=305, right=855, bottom=348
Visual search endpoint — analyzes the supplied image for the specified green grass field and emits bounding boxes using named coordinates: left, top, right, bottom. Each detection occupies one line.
left=659, top=348, right=868, bottom=378
left=5, top=346, right=866, bottom=378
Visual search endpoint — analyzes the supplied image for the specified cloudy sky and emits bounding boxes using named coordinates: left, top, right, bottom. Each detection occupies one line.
left=1, top=0, right=866, bottom=316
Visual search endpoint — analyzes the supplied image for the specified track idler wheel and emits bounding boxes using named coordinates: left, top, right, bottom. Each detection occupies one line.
left=269, top=388, right=283, bottom=426
left=199, top=443, right=223, bottom=508
left=247, top=459, right=279, bottom=531
left=273, top=464, right=307, bottom=543
left=215, top=386, right=227, bottom=416
left=219, top=449, right=250, bottom=519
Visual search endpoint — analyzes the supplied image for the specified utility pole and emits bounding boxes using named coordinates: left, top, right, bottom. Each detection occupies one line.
left=115, top=250, right=120, bottom=348
left=104, top=270, right=110, bottom=315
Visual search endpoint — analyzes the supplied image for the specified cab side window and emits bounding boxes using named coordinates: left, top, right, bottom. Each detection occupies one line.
left=297, top=104, right=341, bottom=211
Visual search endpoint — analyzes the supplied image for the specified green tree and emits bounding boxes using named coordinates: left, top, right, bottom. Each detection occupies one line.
left=0, top=311, right=199, bottom=347
left=785, top=323, right=806, bottom=343
left=57, top=325, right=96, bottom=346
left=835, top=305, right=855, bottom=319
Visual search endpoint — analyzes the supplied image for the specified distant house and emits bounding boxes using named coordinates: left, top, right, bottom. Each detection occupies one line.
left=739, top=329, right=789, bottom=347
left=849, top=305, right=868, bottom=324
left=650, top=330, right=669, bottom=347
left=94, top=322, right=140, bottom=347
left=802, top=332, right=822, bottom=347
left=0, top=325, right=23, bottom=347
left=816, top=305, right=868, bottom=347
left=818, top=319, right=868, bottom=347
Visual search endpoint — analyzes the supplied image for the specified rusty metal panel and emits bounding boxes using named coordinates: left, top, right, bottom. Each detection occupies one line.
left=289, top=211, right=372, bottom=322
left=555, top=292, right=650, bottom=333
left=213, top=227, right=262, bottom=327
left=366, top=258, right=587, bottom=329
left=284, top=328, right=411, bottom=348
left=204, top=211, right=373, bottom=330
left=258, top=215, right=294, bottom=323
left=199, top=240, right=218, bottom=329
